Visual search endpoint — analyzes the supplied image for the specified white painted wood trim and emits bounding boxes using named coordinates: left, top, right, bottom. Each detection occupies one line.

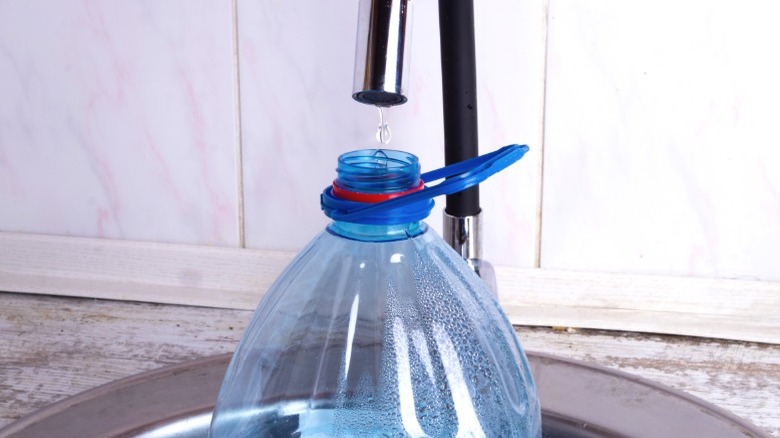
left=1, top=231, right=778, bottom=344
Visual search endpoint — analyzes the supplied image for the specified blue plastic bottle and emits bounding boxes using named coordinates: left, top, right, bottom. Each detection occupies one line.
left=209, top=147, right=541, bottom=437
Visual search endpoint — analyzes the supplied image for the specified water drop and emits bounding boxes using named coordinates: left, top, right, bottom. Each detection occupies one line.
left=376, top=107, right=391, bottom=145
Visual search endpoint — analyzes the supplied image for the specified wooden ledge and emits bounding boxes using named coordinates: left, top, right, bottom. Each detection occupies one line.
left=1, top=231, right=778, bottom=344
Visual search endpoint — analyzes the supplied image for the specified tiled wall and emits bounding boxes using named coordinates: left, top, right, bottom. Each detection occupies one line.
left=1, top=1, right=778, bottom=281
left=0, top=1, right=240, bottom=246
left=542, top=0, right=780, bottom=281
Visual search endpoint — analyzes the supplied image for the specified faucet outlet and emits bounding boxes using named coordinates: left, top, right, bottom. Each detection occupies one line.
left=352, top=0, right=414, bottom=106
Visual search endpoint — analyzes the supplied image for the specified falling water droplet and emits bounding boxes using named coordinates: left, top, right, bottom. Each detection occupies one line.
left=376, top=107, right=391, bottom=145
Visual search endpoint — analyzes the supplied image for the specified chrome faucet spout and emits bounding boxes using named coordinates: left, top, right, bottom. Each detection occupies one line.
left=352, top=0, right=414, bottom=107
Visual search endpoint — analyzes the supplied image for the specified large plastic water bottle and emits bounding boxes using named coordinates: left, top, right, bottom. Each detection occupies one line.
left=209, top=146, right=541, bottom=437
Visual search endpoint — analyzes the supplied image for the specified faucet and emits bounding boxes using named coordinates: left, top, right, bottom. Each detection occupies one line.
left=352, top=0, right=497, bottom=293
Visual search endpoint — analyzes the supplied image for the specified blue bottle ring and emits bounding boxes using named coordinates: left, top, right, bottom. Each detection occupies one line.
left=321, top=144, right=529, bottom=224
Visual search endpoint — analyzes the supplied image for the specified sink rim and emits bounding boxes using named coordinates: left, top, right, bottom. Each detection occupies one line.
left=0, top=351, right=771, bottom=438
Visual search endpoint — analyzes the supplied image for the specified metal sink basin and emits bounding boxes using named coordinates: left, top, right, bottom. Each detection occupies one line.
left=0, top=352, right=770, bottom=438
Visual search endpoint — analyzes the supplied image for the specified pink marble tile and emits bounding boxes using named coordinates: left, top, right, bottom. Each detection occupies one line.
left=0, top=1, right=239, bottom=246
left=542, top=0, right=780, bottom=280
left=238, top=0, right=546, bottom=268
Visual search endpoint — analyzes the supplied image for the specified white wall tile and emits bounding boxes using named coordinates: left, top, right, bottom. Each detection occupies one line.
left=239, top=0, right=546, bottom=267
left=0, top=1, right=239, bottom=246
left=542, top=0, right=780, bottom=280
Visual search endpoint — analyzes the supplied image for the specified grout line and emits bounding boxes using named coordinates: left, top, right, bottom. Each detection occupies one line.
left=534, top=0, right=551, bottom=269
left=231, top=0, right=246, bottom=248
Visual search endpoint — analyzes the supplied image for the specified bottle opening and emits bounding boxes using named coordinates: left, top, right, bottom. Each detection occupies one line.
left=336, top=149, right=421, bottom=195
left=322, top=148, right=433, bottom=227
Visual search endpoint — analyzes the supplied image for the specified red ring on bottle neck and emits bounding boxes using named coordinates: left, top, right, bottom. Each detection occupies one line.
left=332, top=180, right=425, bottom=203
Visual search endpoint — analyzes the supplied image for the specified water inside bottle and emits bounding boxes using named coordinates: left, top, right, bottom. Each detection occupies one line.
left=211, top=404, right=480, bottom=437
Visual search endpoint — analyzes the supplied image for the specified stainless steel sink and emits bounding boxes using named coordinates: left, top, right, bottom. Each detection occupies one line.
left=1, top=352, right=770, bottom=438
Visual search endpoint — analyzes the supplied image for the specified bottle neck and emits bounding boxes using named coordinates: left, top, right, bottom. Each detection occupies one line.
left=328, top=220, right=426, bottom=242
left=326, top=149, right=428, bottom=239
